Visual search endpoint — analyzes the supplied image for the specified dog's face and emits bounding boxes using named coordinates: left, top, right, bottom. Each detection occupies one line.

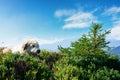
left=22, top=40, right=40, bottom=56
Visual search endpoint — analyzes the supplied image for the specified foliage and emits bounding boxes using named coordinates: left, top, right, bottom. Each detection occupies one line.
left=53, top=52, right=120, bottom=80
left=0, top=50, right=62, bottom=80
left=56, top=23, right=120, bottom=79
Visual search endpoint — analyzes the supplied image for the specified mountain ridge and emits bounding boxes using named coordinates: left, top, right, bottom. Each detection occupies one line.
left=109, top=46, right=120, bottom=54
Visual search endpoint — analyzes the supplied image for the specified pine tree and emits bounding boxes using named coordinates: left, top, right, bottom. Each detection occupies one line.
left=59, top=23, right=111, bottom=54
left=88, top=23, right=110, bottom=53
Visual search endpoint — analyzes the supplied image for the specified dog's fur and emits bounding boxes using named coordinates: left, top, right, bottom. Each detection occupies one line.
left=3, top=40, right=40, bottom=56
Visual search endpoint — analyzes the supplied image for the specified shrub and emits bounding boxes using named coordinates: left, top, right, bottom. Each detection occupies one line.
left=0, top=53, right=50, bottom=80
left=0, top=50, right=62, bottom=80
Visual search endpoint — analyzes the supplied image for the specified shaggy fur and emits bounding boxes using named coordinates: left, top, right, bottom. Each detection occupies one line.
left=3, top=40, right=40, bottom=56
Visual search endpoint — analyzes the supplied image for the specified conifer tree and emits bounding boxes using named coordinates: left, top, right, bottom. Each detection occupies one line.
left=59, top=23, right=111, bottom=54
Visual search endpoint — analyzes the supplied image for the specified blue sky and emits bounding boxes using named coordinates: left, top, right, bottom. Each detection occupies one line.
left=0, top=0, right=120, bottom=51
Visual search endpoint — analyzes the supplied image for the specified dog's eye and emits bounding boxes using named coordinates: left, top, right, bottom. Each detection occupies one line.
left=32, top=45, right=35, bottom=47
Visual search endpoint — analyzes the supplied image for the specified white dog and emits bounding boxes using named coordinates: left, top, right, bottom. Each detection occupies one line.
left=3, top=40, right=40, bottom=56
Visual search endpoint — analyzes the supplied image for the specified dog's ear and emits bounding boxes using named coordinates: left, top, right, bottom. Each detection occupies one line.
left=24, top=43, right=28, bottom=50
left=22, top=42, right=28, bottom=50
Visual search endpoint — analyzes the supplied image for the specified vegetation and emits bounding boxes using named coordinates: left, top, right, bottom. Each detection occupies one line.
left=0, top=23, right=120, bottom=80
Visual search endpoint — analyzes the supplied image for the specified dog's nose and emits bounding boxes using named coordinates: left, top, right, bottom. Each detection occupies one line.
left=37, top=49, right=40, bottom=53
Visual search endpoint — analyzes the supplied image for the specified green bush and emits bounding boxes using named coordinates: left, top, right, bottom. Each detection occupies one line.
left=0, top=50, right=62, bottom=80
left=0, top=53, right=49, bottom=80
left=53, top=52, right=120, bottom=80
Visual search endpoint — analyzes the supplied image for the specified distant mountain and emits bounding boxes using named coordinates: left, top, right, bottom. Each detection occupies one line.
left=109, top=46, right=120, bottom=54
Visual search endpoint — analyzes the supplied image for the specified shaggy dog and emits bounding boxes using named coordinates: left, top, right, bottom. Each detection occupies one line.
left=3, top=40, right=40, bottom=56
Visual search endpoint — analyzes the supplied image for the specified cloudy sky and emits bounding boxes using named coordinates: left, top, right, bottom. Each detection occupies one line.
left=0, top=0, right=120, bottom=51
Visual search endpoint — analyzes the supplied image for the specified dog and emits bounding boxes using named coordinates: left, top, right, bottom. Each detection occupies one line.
left=3, top=40, right=40, bottom=56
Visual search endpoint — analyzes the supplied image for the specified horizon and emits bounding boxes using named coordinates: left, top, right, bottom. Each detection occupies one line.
left=0, top=0, right=120, bottom=51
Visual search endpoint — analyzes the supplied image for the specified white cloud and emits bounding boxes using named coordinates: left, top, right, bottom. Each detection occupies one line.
left=108, top=20, right=120, bottom=40
left=55, top=8, right=98, bottom=29
left=0, top=36, right=64, bottom=48
left=103, top=6, right=120, bottom=15
left=54, top=9, right=76, bottom=18
left=90, top=7, right=100, bottom=13
left=103, top=7, right=120, bottom=41
left=103, top=6, right=120, bottom=20
left=65, top=12, right=94, bottom=21
left=63, top=12, right=97, bottom=29
left=63, top=22, right=89, bottom=29
left=0, top=37, right=22, bottom=47
left=22, top=37, right=64, bottom=45
left=34, top=38, right=64, bottom=45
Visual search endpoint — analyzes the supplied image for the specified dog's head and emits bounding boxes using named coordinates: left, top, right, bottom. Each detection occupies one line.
left=22, top=40, right=40, bottom=56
